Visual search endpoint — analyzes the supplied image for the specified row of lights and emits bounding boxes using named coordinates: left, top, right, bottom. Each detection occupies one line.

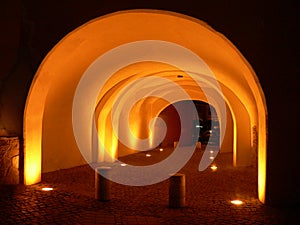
left=208, top=151, right=244, bottom=206
left=41, top=186, right=244, bottom=204
left=40, top=147, right=244, bottom=206
left=41, top=187, right=244, bottom=205
left=107, top=146, right=243, bottom=206
left=144, top=147, right=164, bottom=158
left=145, top=148, right=220, bottom=173
left=41, top=186, right=244, bottom=206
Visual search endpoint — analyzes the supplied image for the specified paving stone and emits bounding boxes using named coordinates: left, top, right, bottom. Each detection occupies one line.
left=1, top=149, right=300, bottom=224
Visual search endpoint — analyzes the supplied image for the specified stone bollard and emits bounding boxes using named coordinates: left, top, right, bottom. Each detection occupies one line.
left=95, top=166, right=111, bottom=201
left=169, top=173, right=186, bottom=208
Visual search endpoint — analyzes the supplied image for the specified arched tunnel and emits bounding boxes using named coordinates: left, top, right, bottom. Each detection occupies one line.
left=23, top=10, right=267, bottom=202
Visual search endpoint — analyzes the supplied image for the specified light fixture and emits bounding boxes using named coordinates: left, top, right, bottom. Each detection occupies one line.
left=230, top=200, right=243, bottom=205
left=209, top=156, right=214, bottom=160
left=159, top=148, right=163, bottom=152
left=42, top=187, right=53, bottom=191
left=146, top=154, right=151, bottom=157
left=210, top=165, right=217, bottom=171
left=120, top=163, right=127, bottom=167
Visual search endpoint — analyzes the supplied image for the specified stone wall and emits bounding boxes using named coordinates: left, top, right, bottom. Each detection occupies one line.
left=0, top=137, right=20, bottom=184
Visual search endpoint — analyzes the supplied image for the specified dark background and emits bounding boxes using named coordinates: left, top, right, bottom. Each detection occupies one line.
left=0, top=0, right=299, bottom=206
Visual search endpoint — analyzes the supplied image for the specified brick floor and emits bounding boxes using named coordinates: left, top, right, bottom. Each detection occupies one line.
left=1, top=147, right=299, bottom=224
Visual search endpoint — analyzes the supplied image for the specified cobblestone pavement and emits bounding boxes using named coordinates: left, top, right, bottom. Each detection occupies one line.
left=1, top=147, right=299, bottom=224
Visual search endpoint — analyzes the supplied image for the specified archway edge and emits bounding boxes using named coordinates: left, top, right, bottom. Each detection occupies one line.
left=23, top=9, right=266, bottom=202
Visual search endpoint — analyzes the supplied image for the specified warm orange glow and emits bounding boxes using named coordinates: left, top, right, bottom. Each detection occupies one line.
left=25, top=164, right=41, bottom=185
left=97, top=108, right=118, bottom=162
left=230, top=200, right=243, bottom=205
left=258, top=129, right=267, bottom=203
left=24, top=145, right=41, bottom=185
left=110, top=131, right=118, bottom=161
left=24, top=88, right=43, bottom=184
left=232, top=111, right=238, bottom=167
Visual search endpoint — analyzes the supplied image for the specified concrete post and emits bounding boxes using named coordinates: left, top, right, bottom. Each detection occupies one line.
left=169, top=173, right=186, bottom=208
left=95, top=166, right=111, bottom=201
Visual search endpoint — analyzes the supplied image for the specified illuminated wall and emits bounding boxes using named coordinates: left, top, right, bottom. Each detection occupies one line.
left=23, top=10, right=266, bottom=203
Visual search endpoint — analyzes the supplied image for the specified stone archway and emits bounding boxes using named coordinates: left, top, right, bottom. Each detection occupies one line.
left=24, top=9, right=267, bottom=203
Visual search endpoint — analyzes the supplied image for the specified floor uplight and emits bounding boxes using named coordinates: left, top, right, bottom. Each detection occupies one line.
left=159, top=148, right=163, bottom=152
left=146, top=154, right=151, bottom=157
left=210, top=165, right=218, bottom=171
left=42, top=187, right=53, bottom=191
left=230, top=200, right=243, bottom=205
left=120, top=163, right=127, bottom=166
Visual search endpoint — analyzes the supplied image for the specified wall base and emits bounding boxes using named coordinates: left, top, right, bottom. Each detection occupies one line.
left=0, top=137, right=20, bottom=184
